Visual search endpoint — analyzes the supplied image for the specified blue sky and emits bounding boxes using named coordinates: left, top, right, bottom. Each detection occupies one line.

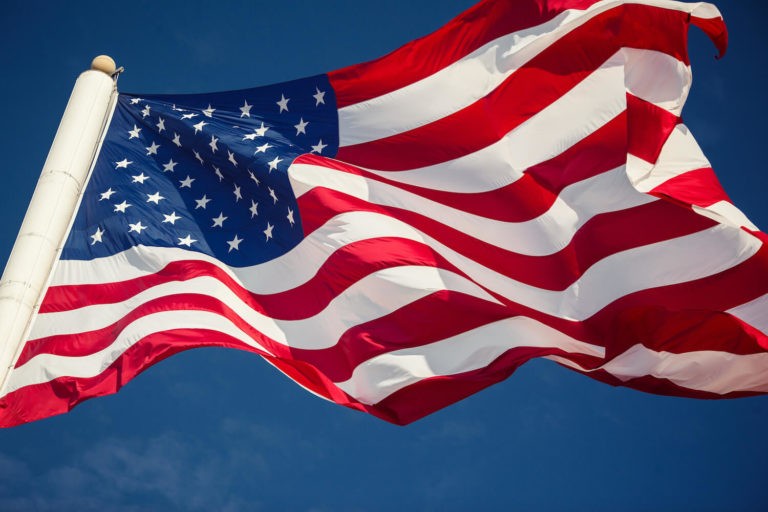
left=0, top=1, right=766, bottom=510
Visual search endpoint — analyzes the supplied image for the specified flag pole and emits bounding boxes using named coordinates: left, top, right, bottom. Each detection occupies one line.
left=0, top=56, right=118, bottom=393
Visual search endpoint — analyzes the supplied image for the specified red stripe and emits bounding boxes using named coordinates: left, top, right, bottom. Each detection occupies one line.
left=690, top=12, right=728, bottom=58
left=288, top=292, right=513, bottom=382
left=515, top=111, right=627, bottom=197
left=328, top=0, right=602, bottom=108
left=39, top=237, right=460, bottom=314
left=296, top=113, right=627, bottom=222
left=300, top=99, right=682, bottom=222
left=649, top=167, right=731, bottom=208
left=335, top=5, right=690, bottom=170
left=627, top=94, right=680, bottom=163
left=27, top=288, right=514, bottom=383
left=580, top=243, right=768, bottom=357
left=374, top=344, right=759, bottom=426
left=0, top=329, right=261, bottom=428
left=297, top=185, right=719, bottom=290
left=367, top=346, right=606, bottom=425
left=0, top=329, right=372, bottom=428
left=23, top=295, right=265, bottom=366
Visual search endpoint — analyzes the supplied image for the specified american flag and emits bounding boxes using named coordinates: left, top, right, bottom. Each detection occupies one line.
left=1, top=0, right=767, bottom=427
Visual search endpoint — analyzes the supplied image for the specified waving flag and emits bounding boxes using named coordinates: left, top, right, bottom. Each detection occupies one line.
left=1, top=0, right=766, bottom=427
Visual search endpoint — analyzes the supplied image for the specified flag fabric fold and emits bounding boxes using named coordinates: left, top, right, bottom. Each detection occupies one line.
left=1, top=0, right=766, bottom=427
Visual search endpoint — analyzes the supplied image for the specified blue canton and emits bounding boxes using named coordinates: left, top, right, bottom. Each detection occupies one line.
left=62, top=75, right=339, bottom=266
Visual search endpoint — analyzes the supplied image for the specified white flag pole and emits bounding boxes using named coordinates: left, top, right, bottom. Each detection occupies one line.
left=0, top=56, right=118, bottom=393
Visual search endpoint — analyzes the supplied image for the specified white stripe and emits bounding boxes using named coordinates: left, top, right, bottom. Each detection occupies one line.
left=627, top=123, right=761, bottom=230
left=693, top=201, right=760, bottom=231
left=338, top=0, right=714, bottom=146
left=549, top=344, right=768, bottom=394
left=687, top=2, right=722, bottom=20
left=47, top=210, right=761, bottom=325
left=622, top=48, right=690, bottom=115
left=728, top=293, right=768, bottom=336
left=31, top=266, right=501, bottom=350
left=418, top=221, right=758, bottom=322
left=416, top=220, right=758, bottom=322
left=348, top=49, right=689, bottom=195
left=519, top=224, right=760, bottom=321
left=290, top=163, right=654, bottom=257
left=335, top=317, right=604, bottom=404
left=348, top=58, right=626, bottom=193
left=627, top=123, right=710, bottom=186
left=338, top=5, right=591, bottom=146
left=5, top=310, right=262, bottom=395
left=49, top=213, right=433, bottom=292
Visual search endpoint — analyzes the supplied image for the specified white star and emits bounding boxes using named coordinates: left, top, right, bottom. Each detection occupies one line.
left=194, top=150, right=204, bottom=165
left=115, top=158, right=133, bottom=169
left=172, top=104, right=186, bottom=112
left=181, top=112, right=198, bottom=120
left=233, top=184, right=242, bottom=202
left=268, top=187, right=278, bottom=204
left=178, top=234, right=196, bottom=247
left=141, top=105, right=151, bottom=118
left=311, top=139, right=328, bottom=154
left=129, top=220, right=147, bottom=234
left=276, top=94, right=290, bottom=113
left=179, top=175, right=195, bottom=188
left=254, top=122, right=269, bottom=137
left=163, top=211, right=182, bottom=224
left=243, top=122, right=269, bottom=140
left=254, top=142, right=272, bottom=154
left=163, top=159, right=178, bottom=172
left=195, top=195, right=211, bottom=209
left=145, top=141, right=160, bottom=155
left=214, top=166, right=224, bottom=182
left=90, top=227, right=105, bottom=245
left=209, top=135, right=219, bottom=153
left=249, top=200, right=258, bottom=218
left=172, top=133, right=182, bottom=147
left=146, top=191, right=165, bottom=204
left=267, top=156, right=282, bottom=172
left=156, top=117, right=166, bottom=132
left=99, top=188, right=116, bottom=201
left=193, top=120, right=208, bottom=134
left=294, top=118, right=308, bottom=135
left=113, top=200, right=131, bottom=213
left=227, top=150, right=238, bottom=167
left=132, top=173, right=149, bottom=184
left=249, top=170, right=260, bottom=185
left=263, top=222, right=274, bottom=241
left=240, top=100, right=252, bottom=118
left=202, top=104, right=215, bottom=118
left=129, top=97, right=143, bottom=105
left=287, top=207, right=295, bottom=226
left=313, top=87, right=326, bottom=106
left=128, top=125, right=142, bottom=139
left=211, top=212, right=228, bottom=228
left=227, top=234, right=243, bottom=252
